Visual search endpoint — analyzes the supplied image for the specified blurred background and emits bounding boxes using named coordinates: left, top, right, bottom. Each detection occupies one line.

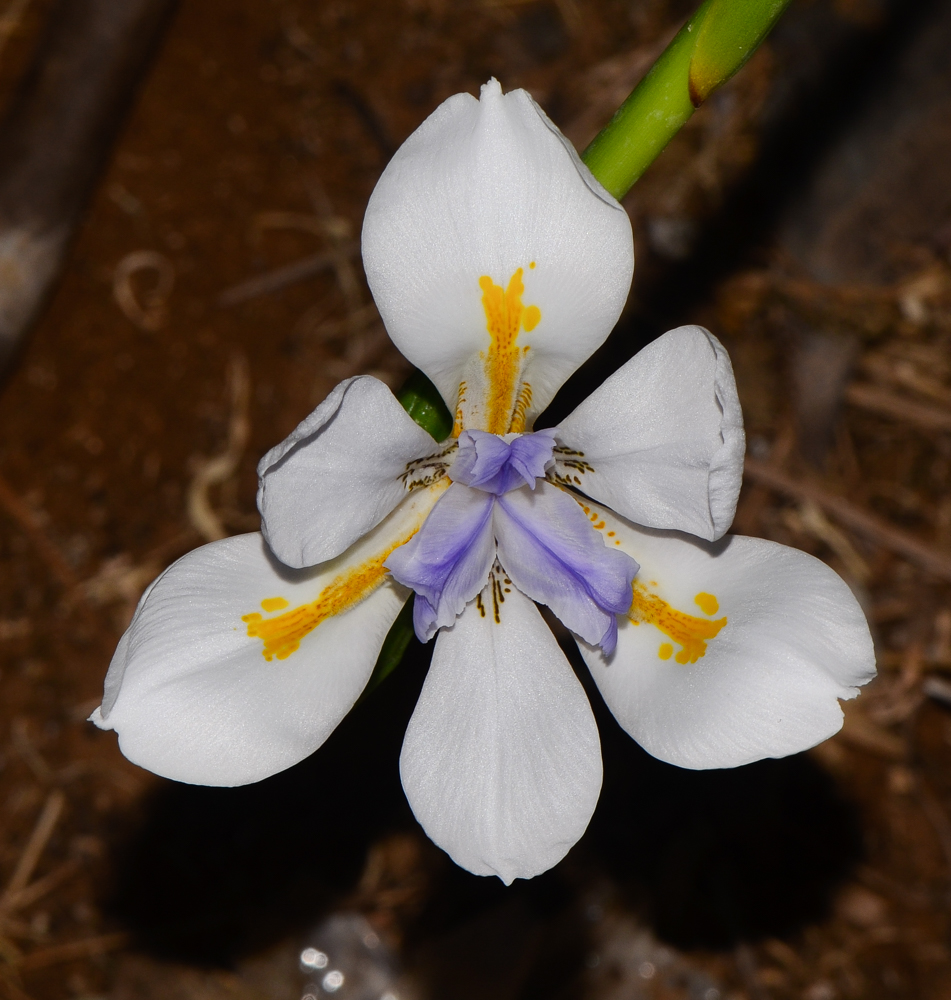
left=1, top=0, right=951, bottom=997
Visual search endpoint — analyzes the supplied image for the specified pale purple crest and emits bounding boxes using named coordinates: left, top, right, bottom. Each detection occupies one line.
left=384, top=484, right=496, bottom=642
left=452, top=429, right=556, bottom=494
left=494, top=483, right=638, bottom=654
left=386, top=429, right=638, bottom=651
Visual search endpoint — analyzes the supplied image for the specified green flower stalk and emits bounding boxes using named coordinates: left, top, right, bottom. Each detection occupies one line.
left=582, top=0, right=792, bottom=199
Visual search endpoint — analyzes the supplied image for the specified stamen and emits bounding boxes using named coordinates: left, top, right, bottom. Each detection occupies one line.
left=628, top=583, right=727, bottom=664
left=550, top=446, right=595, bottom=490
left=400, top=443, right=456, bottom=490
left=452, top=381, right=467, bottom=438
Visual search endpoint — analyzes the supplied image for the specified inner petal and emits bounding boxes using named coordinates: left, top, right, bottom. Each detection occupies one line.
left=385, top=483, right=496, bottom=641
left=452, top=428, right=555, bottom=494
left=494, top=482, right=639, bottom=653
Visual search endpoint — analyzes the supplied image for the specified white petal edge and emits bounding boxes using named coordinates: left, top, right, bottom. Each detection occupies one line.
left=400, top=585, right=602, bottom=883
left=93, top=482, right=448, bottom=785
left=257, top=375, right=444, bottom=568
left=362, top=78, right=633, bottom=430
left=577, top=505, right=876, bottom=769
left=554, top=326, right=745, bottom=541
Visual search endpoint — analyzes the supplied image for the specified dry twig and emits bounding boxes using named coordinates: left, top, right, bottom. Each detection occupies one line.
left=1, top=791, right=65, bottom=907
left=0, top=863, right=77, bottom=916
left=112, top=249, right=174, bottom=331
left=0, top=974, right=34, bottom=1000
left=744, top=458, right=951, bottom=582
left=846, top=382, right=951, bottom=434
left=0, top=0, right=31, bottom=68
left=15, top=932, right=127, bottom=972
left=0, top=473, right=77, bottom=589
left=8, top=723, right=52, bottom=785
left=186, top=355, right=251, bottom=542
left=218, top=242, right=357, bottom=306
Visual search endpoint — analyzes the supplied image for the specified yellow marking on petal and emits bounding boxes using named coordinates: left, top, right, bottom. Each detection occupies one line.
left=243, top=534, right=415, bottom=662
left=529, top=261, right=536, bottom=269
left=694, top=592, right=719, bottom=615
left=629, top=583, right=727, bottom=665
left=260, top=597, right=289, bottom=612
left=658, top=643, right=673, bottom=660
left=478, top=268, right=541, bottom=433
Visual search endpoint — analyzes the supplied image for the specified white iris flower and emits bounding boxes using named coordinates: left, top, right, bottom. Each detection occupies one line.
left=92, top=80, right=875, bottom=884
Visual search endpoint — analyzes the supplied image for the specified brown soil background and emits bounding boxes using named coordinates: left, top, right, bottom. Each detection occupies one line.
left=3, top=0, right=951, bottom=998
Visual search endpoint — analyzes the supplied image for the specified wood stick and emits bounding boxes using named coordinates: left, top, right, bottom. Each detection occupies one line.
left=743, top=458, right=951, bottom=582
left=0, top=472, right=77, bottom=589
left=0, top=974, right=35, bottom=1000
left=217, top=241, right=358, bottom=307
left=1, top=791, right=64, bottom=905
left=0, top=0, right=178, bottom=374
left=16, top=932, right=127, bottom=972
left=846, top=382, right=951, bottom=433
left=0, top=861, right=78, bottom=915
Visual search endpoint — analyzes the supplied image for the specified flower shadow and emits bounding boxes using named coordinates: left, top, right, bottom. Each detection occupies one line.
left=103, top=633, right=863, bottom=972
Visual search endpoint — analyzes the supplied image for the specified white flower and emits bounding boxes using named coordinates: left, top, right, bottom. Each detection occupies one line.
left=92, top=80, right=875, bottom=884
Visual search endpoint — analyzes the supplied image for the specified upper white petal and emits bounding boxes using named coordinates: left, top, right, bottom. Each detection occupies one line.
left=577, top=507, right=875, bottom=769
left=400, top=585, right=602, bottom=883
left=257, top=375, right=445, bottom=568
left=362, top=78, right=634, bottom=430
left=554, top=326, right=745, bottom=540
left=93, top=485, right=448, bottom=785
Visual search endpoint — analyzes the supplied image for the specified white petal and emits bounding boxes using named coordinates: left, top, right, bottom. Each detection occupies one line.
left=362, top=79, right=633, bottom=434
left=95, top=485, right=447, bottom=786
left=258, top=375, right=446, bottom=568
left=554, top=326, right=745, bottom=540
left=400, top=585, right=602, bottom=883
left=577, top=506, right=875, bottom=769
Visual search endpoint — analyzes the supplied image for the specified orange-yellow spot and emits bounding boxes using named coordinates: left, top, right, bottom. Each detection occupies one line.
left=479, top=268, right=541, bottom=433
left=243, top=537, right=411, bottom=662
left=694, top=592, right=719, bottom=615
left=658, top=643, right=673, bottom=660
left=529, top=261, right=536, bottom=269
left=260, top=597, right=289, bottom=612
left=629, top=584, right=727, bottom=664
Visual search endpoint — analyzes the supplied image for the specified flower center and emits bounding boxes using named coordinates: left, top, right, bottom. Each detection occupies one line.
left=450, top=428, right=555, bottom=494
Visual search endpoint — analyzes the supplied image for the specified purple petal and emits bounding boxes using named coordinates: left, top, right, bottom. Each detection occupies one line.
left=452, top=429, right=556, bottom=494
left=507, top=429, right=557, bottom=491
left=412, top=593, right=439, bottom=643
left=494, top=483, right=638, bottom=650
left=385, top=483, right=496, bottom=641
left=452, top=430, right=513, bottom=492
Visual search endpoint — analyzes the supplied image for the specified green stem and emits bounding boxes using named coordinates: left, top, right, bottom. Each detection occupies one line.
left=582, top=0, right=792, bottom=200
left=358, top=595, right=417, bottom=704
